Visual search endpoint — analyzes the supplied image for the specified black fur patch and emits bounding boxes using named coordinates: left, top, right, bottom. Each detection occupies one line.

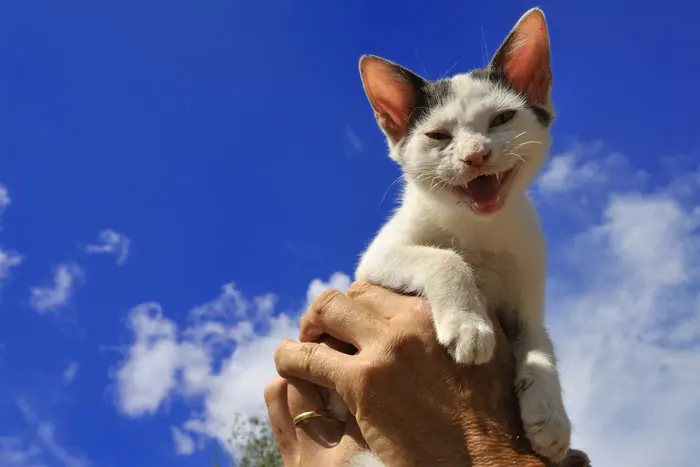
left=471, top=67, right=553, bottom=127
left=394, top=72, right=454, bottom=150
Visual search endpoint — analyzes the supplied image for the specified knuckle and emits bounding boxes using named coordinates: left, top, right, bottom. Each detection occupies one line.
left=299, top=342, right=319, bottom=374
left=346, top=281, right=373, bottom=298
left=308, top=289, right=343, bottom=322
left=263, top=377, right=286, bottom=406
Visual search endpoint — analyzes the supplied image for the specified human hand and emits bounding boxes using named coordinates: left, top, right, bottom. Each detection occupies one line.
left=273, top=282, right=591, bottom=467
left=264, top=372, right=368, bottom=467
left=273, top=283, right=533, bottom=466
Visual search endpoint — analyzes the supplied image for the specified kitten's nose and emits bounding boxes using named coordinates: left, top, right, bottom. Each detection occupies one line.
left=462, top=150, right=490, bottom=168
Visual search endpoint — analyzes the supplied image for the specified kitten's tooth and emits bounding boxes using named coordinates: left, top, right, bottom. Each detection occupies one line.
left=496, top=173, right=502, bottom=181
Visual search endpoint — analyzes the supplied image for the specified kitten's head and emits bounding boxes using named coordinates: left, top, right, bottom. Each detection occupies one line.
left=360, top=8, right=554, bottom=218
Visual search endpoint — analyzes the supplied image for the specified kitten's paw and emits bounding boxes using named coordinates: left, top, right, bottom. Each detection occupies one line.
left=435, top=313, right=496, bottom=365
left=518, top=377, right=572, bottom=462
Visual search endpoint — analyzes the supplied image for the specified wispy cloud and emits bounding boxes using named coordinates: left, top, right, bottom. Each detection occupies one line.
left=0, top=249, right=22, bottom=290
left=112, top=273, right=351, bottom=457
left=15, top=399, right=90, bottom=467
left=170, top=427, right=196, bottom=455
left=84, top=229, right=130, bottom=265
left=62, top=363, right=80, bottom=384
left=0, top=183, right=23, bottom=294
left=0, top=184, right=10, bottom=210
left=35, top=424, right=89, bottom=467
left=29, top=264, right=84, bottom=313
left=0, top=437, right=44, bottom=467
left=344, top=125, right=364, bottom=152
left=535, top=142, right=647, bottom=197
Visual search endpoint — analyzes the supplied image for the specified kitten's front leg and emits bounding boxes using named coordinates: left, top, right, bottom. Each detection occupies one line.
left=356, top=243, right=496, bottom=365
left=512, top=276, right=572, bottom=462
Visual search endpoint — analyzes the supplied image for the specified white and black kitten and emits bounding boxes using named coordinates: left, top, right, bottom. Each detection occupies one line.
left=337, top=8, right=571, bottom=466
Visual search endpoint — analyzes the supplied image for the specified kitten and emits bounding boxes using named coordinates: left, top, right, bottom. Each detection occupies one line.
left=339, top=7, right=571, bottom=465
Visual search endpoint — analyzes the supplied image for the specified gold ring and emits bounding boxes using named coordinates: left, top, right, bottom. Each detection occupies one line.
left=292, top=409, right=337, bottom=427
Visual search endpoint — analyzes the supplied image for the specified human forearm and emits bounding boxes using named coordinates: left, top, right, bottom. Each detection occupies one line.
left=448, top=309, right=552, bottom=467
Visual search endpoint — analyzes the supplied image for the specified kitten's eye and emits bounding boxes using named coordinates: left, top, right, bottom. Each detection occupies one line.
left=425, top=131, right=452, bottom=141
left=489, top=110, right=517, bottom=129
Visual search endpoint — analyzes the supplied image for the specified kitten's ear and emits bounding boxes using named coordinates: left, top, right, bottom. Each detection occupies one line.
left=359, top=55, right=427, bottom=143
left=489, top=8, right=552, bottom=106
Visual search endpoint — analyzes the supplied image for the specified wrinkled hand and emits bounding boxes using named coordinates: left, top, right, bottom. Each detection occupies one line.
left=270, top=282, right=591, bottom=467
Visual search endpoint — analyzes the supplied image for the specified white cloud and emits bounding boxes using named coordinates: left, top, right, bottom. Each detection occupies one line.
left=0, top=437, right=44, bottom=467
left=0, top=185, right=9, bottom=209
left=536, top=142, right=605, bottom=194
left=0, top=249, right=22, bottom=290
left=535, top=142, right=647, bottom=198
left=537, top=152, right=598, bottom=193
left=62, top=363, right=79, bottom=384
left=85, top=229, right=130, bottom=265
left=537, top=151, right=700, bottom=466
left=0, top=183, right=22, bottom=294
left=114, top=303, right=179, bottom=417
left=112, top=273, right=351, bottom=456
left=35, top=424, right=89, bottom=467
left=15, top=400, right=90, bottom=467
left=550, top=200, right=700, bottom=466
left=306, top=271, right=353, bottom=306
left=170, top=427, right=195, bottom=456
left=29, top=263, right=83, bottom=313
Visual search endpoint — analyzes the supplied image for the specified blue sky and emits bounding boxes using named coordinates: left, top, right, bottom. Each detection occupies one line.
left=1, top=1, right=699, bottom=466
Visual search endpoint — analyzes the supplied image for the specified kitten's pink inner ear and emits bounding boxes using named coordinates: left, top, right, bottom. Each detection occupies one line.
left=361, top=58, right=416, bottom=141
left=501, top=11, right=552, bottom=106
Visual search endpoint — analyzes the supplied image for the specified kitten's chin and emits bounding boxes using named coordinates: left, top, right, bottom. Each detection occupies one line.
left=451, top=167, right=518, bottom=217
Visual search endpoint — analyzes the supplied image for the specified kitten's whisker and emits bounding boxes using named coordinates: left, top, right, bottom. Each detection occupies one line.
left=505, top=152, right=526, bottom=163
left=503, top=131, right=529, bottom=148
left=378, top=175, right=406, bottom=209
left=509, top=140, right=542, bottom=151
left=405, top=106, right=430, bottom=126
left=439, top=61, right=459, bottom=80
left=412, top=42, right=430, bottom=78
left=429, top=178, right=441, bottom=193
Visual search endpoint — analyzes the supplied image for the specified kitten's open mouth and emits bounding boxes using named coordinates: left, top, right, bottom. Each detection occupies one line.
left=453, top=168, right=516, bottom=215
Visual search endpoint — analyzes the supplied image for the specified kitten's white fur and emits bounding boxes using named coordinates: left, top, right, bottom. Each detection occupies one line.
left=347, top=451, right=386, bottom=467
left=338, top=9, right=571, bottom=466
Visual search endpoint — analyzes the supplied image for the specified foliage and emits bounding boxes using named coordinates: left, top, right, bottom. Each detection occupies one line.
left=236, top=415, right=283, bottom=467
left=212, top=413, right=283, bottom=467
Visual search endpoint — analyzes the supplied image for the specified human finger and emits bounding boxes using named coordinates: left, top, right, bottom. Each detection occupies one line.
left=274, top=339, right=354, bottom=391
left=300, top=289, right=383, bottom=346
left=346, top=281, right=427, bottom=320
left=287, top=378, right=345, bottom=448
left=263, top=376, right=297, bottom=460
